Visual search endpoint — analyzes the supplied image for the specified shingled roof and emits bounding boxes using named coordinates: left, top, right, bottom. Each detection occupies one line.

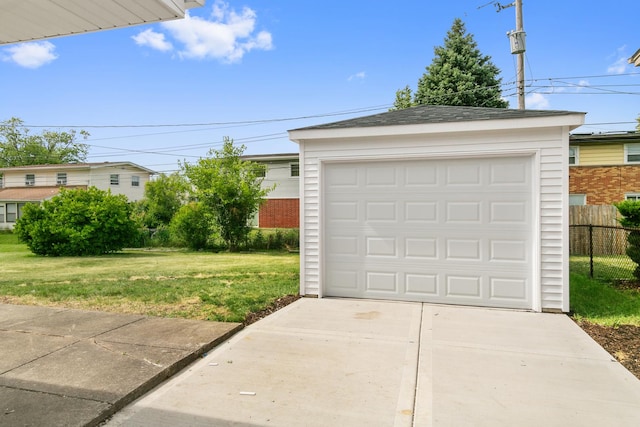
left=292, top=105, right=583, bottom=131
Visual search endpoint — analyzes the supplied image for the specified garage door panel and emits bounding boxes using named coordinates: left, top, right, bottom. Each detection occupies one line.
left=324, top=156, right=533, bottom=309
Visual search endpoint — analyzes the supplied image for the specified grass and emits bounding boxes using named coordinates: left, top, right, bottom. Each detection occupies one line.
left=570, top=255, right=640, bottom=326
left=0, top=233, right=299, bottom=323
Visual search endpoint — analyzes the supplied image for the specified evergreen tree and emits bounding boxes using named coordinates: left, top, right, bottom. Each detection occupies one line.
left=394, top=18, right=508, bottom=109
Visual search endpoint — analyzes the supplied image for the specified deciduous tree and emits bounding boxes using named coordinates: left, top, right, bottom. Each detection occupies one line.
left=182, top=137, right=272, bottom=251
left=0, top=117, right=89, bottom=166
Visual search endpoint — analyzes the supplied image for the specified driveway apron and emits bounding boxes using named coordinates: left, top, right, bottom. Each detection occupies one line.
left=108, top=298, right=640, bottom=426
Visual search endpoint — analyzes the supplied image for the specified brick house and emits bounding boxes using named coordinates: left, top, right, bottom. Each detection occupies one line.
left=569, top=132, right=640, bottom=205
left=0, top=162, right=155, bottom=230
left=243, top=153, right=299, bottom=228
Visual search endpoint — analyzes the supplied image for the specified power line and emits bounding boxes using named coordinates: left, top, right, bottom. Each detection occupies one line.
left=23, top=105, right=391, bottom=129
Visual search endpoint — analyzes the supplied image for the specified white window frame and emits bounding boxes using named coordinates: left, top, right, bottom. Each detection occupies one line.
left=625, top=144, right=640, bottom=164
left=56, top=172, right=67, bottom=186
left=568, top=146, right=578, bottom=165
left=625, top=193, right=640, bottom=201
left=110, top=174, right=119, bottom=186
left=6, top=203, right=17, bottom=222
left=290, top=162, right=300, bottom=178
left=569, top=194, right=586, bottom=206
left=0, top=174, right=3, bottom=188
left=25, top=174, right=35, bottom=186
left=0, top=204, right=4, bottom=223
left=131, top=175, right=140, bottom=187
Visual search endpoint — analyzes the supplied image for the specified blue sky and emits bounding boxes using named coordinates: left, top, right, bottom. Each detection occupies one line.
left=1, top=0, right=638, bottom=173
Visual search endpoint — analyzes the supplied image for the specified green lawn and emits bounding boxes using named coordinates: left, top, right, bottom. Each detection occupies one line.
left=570, top=255, right=640, bottom=326
left=3, top=232, right=638, bottom=326
left=0, top=233, right=299, bottom=323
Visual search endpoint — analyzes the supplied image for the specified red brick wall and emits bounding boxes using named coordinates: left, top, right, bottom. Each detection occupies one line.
left=259, top=198, right=299, bottom=228
left=569, top=165, right=640, bottom=205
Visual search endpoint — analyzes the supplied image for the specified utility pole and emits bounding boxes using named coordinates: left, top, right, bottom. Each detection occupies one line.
left=514, top=0, right=525, bottom=109
left=490, top=0, right=526, bottom=109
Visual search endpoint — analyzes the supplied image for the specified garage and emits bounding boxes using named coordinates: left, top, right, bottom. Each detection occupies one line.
left=289, top=105, right=585, bottom=312
left=324, top=156, right=533, bottom=309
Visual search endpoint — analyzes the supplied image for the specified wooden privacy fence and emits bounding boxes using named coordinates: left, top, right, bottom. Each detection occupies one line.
left=569, top=205, right=625, bottom=255
left=569, top=205, right=619, bottom=227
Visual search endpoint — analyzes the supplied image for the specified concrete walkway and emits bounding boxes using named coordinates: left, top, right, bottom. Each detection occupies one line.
left=108, top=298, right=640, bottom=427
left=0, top=303, right=241, bottom=427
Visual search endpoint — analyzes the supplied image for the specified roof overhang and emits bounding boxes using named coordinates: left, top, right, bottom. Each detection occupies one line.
left=242, top=153, right=299, bottom=162
left=0, top=0, right=205, bottom=45
left=629, top=48, right=640, bottom=67
left=289, top=112, right=586, bottom=143
left=0, top=162, right=157, bottom=175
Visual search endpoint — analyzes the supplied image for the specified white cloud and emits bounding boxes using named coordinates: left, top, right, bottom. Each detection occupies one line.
left=132, top=29, right=173, bottom=52
left=2, top=41, right=57, bottom=68
left=526, top=92, right=550, bottom=109
left=348, top=71, right=366, bottom=81
left=607, top=46, right=629, bottom=74
left=135, top=0, right=273, bottom=63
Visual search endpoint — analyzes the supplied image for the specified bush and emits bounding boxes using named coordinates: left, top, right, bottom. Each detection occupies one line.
left=615, top=200, right=640, bottom=279
left=169, top=202, right=212, bottom=250
left=244, top=228, right=299, bottom=251
left=14, top=187, right=137, bottom=256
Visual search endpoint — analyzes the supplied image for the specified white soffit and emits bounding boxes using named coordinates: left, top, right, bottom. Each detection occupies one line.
left=0, top=0, right=205, bottom=45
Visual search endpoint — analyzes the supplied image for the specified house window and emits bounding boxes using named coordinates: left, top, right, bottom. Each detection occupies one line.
left=0, top=174, right=3, bottom=188
left=110, top=174, right=119, bottom=186
left=6, top=203, right=17, bottom=222
left=290, top=162, right=300, bottom=177
left=254, top=165, right=266, bottom=178
left=25, top=174, right=35, bottom=186
left=56, top=173, right=67, bottom=186
left=131, top=175, right=140, bottom=187
left=625, top=194, right=640, bottom=201
left=569, top=194, right=586, bottom=206
left=0, top=204, right=4, bottom=223
left=568, top=146, right=578, bottom=165
left=625, top=144, right=640, bottom=163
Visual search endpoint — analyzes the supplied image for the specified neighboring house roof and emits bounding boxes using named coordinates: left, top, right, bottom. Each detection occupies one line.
left=0, top=186, right=86, bottom=202
left=242, top=153, right=299, bottom=162
left=630, top=48, right=640, bottom=67
left=291, top=105, right=584, bottom=131
left=0, top=162, right=156, bottom=174
left=570, top=132, right=640, bottom=144
left=0, top=0, right=204, bottom=45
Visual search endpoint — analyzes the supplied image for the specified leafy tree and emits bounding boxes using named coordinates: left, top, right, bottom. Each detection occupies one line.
left=393, top=18, right=508, bottom=110
left=0, top=117, right=89, bottom=166
left=169, top=202, right=211, bottom=250
left=182, top=137, right=272, bottom=251
left=392, top=85, right=415, bottom=110
left=137, top=172, right=189, bottom=228
left=14, top=187, right=137, bottom=256
left=615, top=200, right=640, bottom=280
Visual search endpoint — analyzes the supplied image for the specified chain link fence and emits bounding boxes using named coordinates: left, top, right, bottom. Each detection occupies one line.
left=569, top=225, right=637, bottom=281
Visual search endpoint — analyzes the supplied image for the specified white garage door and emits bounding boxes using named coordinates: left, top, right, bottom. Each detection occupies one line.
left=323, top=156, right=533, bottom=309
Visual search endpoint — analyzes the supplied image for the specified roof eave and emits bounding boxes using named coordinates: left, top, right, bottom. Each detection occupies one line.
left=289, top=113, right=586, bottom=143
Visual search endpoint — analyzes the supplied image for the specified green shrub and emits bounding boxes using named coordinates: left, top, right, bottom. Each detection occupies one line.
left=169, top=202, right=212, bottom=250
left=14, top=187, right=137, bottom=256
left=243, top=228, right=299, bottom=251
left=615, top=200, right=640, bottom=279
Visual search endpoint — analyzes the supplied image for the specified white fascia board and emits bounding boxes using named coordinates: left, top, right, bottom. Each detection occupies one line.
left=289, top=113, right=586, bottom=143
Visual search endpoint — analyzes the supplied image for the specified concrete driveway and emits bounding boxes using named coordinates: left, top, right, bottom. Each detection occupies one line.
left=108, top=298, right=640, bottom=426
